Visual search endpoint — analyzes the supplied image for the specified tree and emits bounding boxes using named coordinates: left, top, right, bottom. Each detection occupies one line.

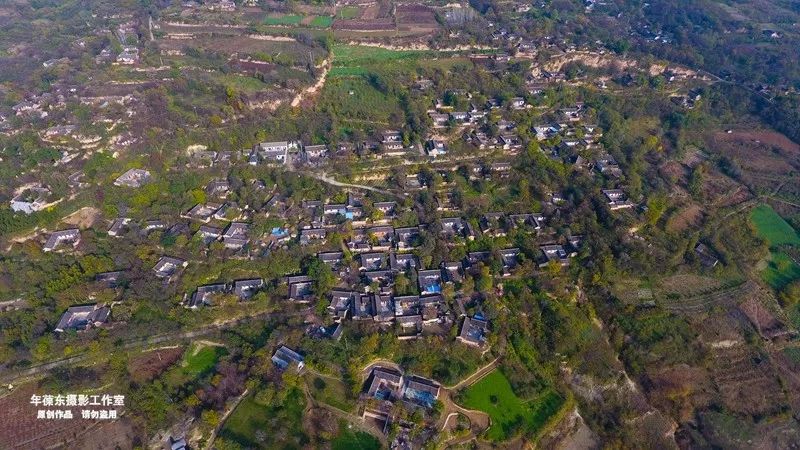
left=395, top=272, right=410, bottom=295
left=476, top=265, right=492, bottom=293
left=779, top=280, right=800, bottom=308
left=306, top=258, right=335, bottom=296
left=645, top=194, right=667, bottom=226
left=201, top=409, right=220, bottom=429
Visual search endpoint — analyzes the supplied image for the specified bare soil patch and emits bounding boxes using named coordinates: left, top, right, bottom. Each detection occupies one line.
left=395, top=4, right=438, bottom=29
left=62, top=206, right=102, bottom=228
left=128, top=346, right=185, bottom=384
left=707, top=130, right=800, bottom=174
left=0, top=383, right=135, bottom=450
left=666, top=203, right=704, bottom=233
left=645, top=364, right=714, bottom=423
left=710, top=343, right=787, bottom=417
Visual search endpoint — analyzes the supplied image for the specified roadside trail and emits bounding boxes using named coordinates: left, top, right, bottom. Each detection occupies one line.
left=0, top=308, right=311, bottom=386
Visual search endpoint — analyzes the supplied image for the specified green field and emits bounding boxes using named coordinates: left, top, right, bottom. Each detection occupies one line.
left=337, top=6, right=361, bottom=19
left=751, top=204, right=800, bottom=246
left=762, top=251, right=800, bottom=290
left=331, top=423, right=381, bottom=450
left=332, top=44, right=430, bottom=67
left=328, top=66, right=371, bottom=78
left=184, top=344, right=226, bottom=377
left=750, top=204, right=800, bottom=289
left=310, top=16, right=333, bottom=28
left=459, top=370, right=563, bottom=441
left=319, top=77, right=401, bottom=123
left=219, top=387, right=307, bottom=449
left=162, top=344, right=226, bottom=388
left=263, top=14, right=304, bottom=26
left=307, top=375, right=356, bottom=411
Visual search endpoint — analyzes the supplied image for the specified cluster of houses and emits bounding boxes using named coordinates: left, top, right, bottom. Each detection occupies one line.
left=46, top=181, right=587, bottom=339
left=10, top=184, right=52, bottom=214
left=361, top=365, right=442, bottom=434
left=366, top=366, right=440, bottom=409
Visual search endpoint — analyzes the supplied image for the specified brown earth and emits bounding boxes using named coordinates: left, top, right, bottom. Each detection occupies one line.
left=395, top=4, right=438, bottom=29
left=62, top=206, right=102, bottom=229
left=707, top=130, right=800, bottom=175
left=0, top=383, right=135, bottom=450
left=666, top=203, right=704, bottom=233
left=128, top=346, right=185, bottom=384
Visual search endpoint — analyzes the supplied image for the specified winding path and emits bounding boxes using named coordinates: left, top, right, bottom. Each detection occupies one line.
left=446, top=357, right=500, bottom=390
left=308, top=172, right=404, bottom=198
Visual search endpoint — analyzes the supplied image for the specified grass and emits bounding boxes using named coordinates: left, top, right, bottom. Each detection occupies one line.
left=784, top=346, right=800, bottom=364
left=328, top=66, right=371, bottom=78
left=750, top=204, right=800, bottom=246
left=184, top=344, right=226, bottom=377
left=331, top=423, right=380, bottom=450
left=332, top=44, right=430, bottom=67
left=459, top=370, right=564, bottom=441
left=218, top=74, right=270, bottom=93
left=162, top=343, right=226, bottom=389
left=263, top=14, right=304, bottom=26
left=319, top=77, right=401, bottom=123
left=750, top=204, right=800, bottom=289
left=790, top=304, right=800, bottom=330
left=337, top=6, right=361, bottom=19
left=307, top=375, right=356, bottom=411
left=762, top=251, right=800, bottom=290
left=219, top=387, right=307, bottom=449
left=309, top=16, right=333, bottom=28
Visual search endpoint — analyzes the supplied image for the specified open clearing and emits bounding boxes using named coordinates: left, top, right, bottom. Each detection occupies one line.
left=162, top=342, right=226, bottom=387
left=750, top=204, right=800, bottom=288
left=750, top=204, right=800, bottom=246
left=458, top=369, right=563, bottom=441
left=306, top=375, right=356, bottom=412
left=0, top=382, right=135, bottom=449
left=331, top=423, right=381, bottom=450
left=218, top=387, right=306, bottom=448
left=263, top=14, right=304, bottom=26
left=709, top=130, right=800, bottom=174
left=332, top=44, right=430, bottom=68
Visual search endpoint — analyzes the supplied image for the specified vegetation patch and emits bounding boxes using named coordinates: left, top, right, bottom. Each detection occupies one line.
left=218, top=387, right=307, bottom=449
left=336, top=6, right=361, bottom=19
left=183, top=343, right=226, bottom=378
left=319, top=77, right=402, bottom=124
left=751, top=204, right=800, bottom=246
left=309, top=16, right=334, bottom=28
left=459, top=369, right=563, bottom=441
left=332, top=44, right=430, bottom=68
left=789, top=304, right=800, bottom=329
left=783, top=347, right=800, bottom=364
left=762, top=251, right=800, bottom=290
left=750, top=204, right=800, bottom=289
left=307, top=375, right=356, bottom=411
left=331, top=423, right=381, bottom=450
left=263, top=14, right=304, bottom=26
left=328, top=66, right=371, bottom=78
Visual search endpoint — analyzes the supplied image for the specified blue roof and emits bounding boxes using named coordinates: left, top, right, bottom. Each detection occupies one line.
left=425, top=283, right=441, bottom=293
left=405, top=389, right=436, bottom=408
